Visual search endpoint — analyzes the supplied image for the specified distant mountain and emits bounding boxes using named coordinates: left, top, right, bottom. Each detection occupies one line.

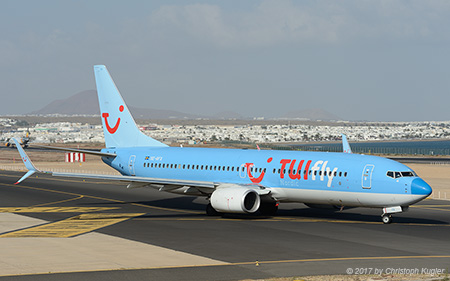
left=212, top=111, right=247, bottom=120
left=29, top=91, right=203, bottom=119
left=29, top=90, right=99, bottom=115
left=29, top=91, right=344, bottom=121
left=283, top=108, right=342, bottom=121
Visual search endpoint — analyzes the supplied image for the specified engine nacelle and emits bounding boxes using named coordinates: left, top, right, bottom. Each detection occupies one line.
left=210, top=186, right=261, bottom=214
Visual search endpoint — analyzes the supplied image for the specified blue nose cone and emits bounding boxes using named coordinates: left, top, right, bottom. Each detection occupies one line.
left=411, top=178, right=432, bottom=196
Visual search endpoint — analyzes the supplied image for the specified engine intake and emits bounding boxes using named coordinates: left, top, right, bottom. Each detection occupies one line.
left=210, top=186, right=261, bottom=214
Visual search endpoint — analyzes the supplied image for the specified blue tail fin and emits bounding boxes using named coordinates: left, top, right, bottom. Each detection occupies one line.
left=94, top=65, right=168, bottom=148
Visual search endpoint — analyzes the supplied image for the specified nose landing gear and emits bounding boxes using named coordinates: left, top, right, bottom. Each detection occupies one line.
left=381, top=206, right=406, bottom=224
left=381, top=214, right=393, bottom=224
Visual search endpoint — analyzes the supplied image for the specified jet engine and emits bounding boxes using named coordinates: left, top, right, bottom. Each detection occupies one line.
left=210, top=185, right=261, bottom=214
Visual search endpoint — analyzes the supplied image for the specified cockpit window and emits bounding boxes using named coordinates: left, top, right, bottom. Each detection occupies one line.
left=387, top=170, right=416, bottom=179
left=401, top=171, right=415, bottom=177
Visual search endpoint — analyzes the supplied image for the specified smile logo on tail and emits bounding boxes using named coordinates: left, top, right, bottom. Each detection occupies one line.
left=102, top=105, right=124, bottom=134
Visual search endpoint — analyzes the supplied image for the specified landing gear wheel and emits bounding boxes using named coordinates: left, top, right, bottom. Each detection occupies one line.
left=206, top=203, right=221, bottom=216
left=259, top=202, right=279, bottom=216
left=382, top=214, right=392, bottom=224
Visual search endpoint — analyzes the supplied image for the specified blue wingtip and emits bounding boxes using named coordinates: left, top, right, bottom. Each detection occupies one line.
left=342, top=134, right=352, bottom=154
left=15, top=170, right=36, bottom=185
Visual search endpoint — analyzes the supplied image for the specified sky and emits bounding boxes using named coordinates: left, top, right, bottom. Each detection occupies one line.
left=1, top=0, right=450, bottom=121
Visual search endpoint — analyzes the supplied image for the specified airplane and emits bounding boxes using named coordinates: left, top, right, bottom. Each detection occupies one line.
left=13, top=65, right=432, bottom=224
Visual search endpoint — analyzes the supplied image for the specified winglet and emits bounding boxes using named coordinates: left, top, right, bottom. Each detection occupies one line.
left=341, top=134, right=352, bottom=154
left=12, top=138, right=39, bottom=184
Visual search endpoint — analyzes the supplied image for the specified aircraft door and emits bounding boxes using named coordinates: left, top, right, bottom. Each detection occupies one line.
left=362, top=164, right=374, bottom=189
left=128, top=155, right=136, bottom=176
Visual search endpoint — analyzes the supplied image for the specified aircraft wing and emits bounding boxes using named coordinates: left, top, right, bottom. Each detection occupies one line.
left=14, top=139, right=272, bottom=197
left=13, top=140, right=216, bottom=194
left=31, top=144, right=116, bottom=157
left=52, top=172, right=215, bottom=189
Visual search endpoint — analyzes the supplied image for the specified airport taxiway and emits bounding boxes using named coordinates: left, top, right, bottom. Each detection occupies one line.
left=0, top=170, right=449, bottom=281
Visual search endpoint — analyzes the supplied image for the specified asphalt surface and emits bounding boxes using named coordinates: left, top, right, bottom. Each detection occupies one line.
left=0, top=170, right=450, bottom=281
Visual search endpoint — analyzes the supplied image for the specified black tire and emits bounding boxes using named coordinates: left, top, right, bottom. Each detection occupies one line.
left=382, top=214, right=392, bottom=224
left=259, top=202, right=278, bottom=216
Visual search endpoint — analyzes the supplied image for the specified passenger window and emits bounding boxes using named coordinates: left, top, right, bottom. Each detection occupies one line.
left=344, top=172, right=347, bottom=177
left=232, top=167, right=234, bottom=172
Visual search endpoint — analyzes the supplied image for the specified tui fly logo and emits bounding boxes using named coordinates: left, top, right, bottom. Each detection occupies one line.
left=246, top=157, right=272, bottom=184
left=102, top=105, right=124, bottom=134
left=246, top=157, right=339, bottom=187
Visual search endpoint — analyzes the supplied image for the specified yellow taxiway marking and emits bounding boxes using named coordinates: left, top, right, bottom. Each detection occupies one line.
left=3, top=254, right=449, bottom=277
left=0, top=180, right=202, bottom=215
left=227, top=255, right=450, bottom=267
left=411, top=204, right=450, bottom=208
left=0, top=207, right=119, bottom=213
left=0, top=213, right=145, bottom=238
left=30, top=195, right=84, bottom=207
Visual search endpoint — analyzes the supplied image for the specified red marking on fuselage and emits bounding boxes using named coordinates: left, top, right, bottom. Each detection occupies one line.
left=279, top=159, right=291, bottom=179
left=304, top=160, right=312, bottom=180
left=288, top=159, right=304, bottom=180
left=245, top=163, right=265, bottom=184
